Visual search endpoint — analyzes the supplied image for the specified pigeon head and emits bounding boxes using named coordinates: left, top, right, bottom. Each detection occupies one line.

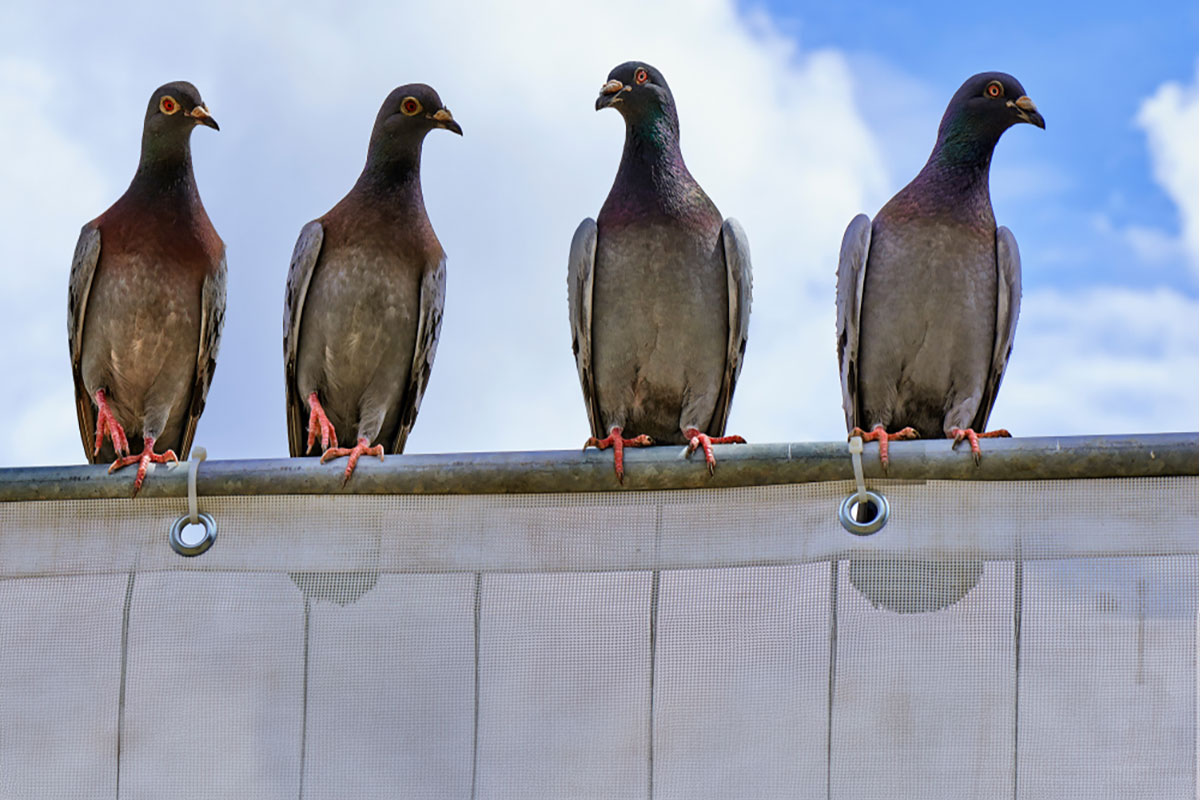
left=135, top=82, right=216, bottom=171
left=945, top=72, right=1045, bottom=131
left=596, top=62, right=680, bottom=135
left=362, top=84, right=461, bottom=180
left=374, top=84, right=463, bottom=141
left=142, top=81, right=218, bottom=140
left=933, top=72, right=1044, bottom=164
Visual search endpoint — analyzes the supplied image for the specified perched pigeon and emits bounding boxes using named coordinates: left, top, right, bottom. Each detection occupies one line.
left=836, top=71, right=1044, bottom=468
left=570, top=62, right=751, bottom=482
left=69, top=81, right=224, bottom=495
left=284, top=84, right=460, bottom=482
left=837, top=72, right=1043, bottom=615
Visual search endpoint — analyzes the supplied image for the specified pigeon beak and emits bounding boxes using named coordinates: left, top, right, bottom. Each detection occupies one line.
left=1007, top=96, right=1045, bottom=129
left=189, top=105, right=219, bottom=131
left=595, top=80, right=626, bottom=110
left=432, top=108, right=463, bottom=135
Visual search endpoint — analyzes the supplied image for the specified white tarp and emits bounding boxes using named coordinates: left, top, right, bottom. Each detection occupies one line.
left=0, top=476, right=1194, bottom=799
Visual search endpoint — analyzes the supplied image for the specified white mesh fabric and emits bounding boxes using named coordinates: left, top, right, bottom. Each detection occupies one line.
left=0, top=477, right=1194, bottom=798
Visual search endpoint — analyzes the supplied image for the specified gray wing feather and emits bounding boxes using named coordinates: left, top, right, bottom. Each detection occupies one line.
left=283, top=221, right=325, bottom=456
left=391, top=256, right=446, bottom=453
left=68, top=224, right=102, bottom=461
left=836, top=214, right=872, bottom=432
left=568, top=218, right=602, bottom=438
left=975, top=225, right=1022, bottom=430
left=710, top=218, right=752, bottom=435
left=179, top=252, right=227, bottom=459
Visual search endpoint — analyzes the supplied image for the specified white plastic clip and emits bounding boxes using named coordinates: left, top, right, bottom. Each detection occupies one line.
left=170, top=447, right=217, bottom=557
left=848, top=436, right=868, bottom=506
left=838, top=436, right=889, bottom=536
left=187, top=447, right=206, bottom=524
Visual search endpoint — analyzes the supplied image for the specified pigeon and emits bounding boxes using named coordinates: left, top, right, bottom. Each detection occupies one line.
left=570, top=62, right=751, bottom=483
left=284, top=84, right=460, bottom=482
left=836, top=71, right=1044, bottom=468
left=69, top=81, right=224, bottom=495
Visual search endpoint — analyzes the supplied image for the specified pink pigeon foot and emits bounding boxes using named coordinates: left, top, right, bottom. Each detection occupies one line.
left=584, top=425, right=653, bottom=483
left=108, top=435, right=177, bottom=496
left=306, top=392, right=338, bottom=454
left=93, top=388, right=130, bottom=458
left=683, top=427, right=746, bottom=475
left=321, top=436, right=385, bottom=484
left=850, top=424, right=919, bottom=471
left=950, top=427, right=1011, bottom=465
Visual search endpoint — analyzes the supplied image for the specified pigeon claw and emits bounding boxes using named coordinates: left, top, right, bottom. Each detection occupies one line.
left=320, top=436, right=385, bottom=485
left=305, top=392, right=337, bottom=454
left=950, top=428, right=1011, bottom=466
left=583, top=426, right=652, bottom=484
left=93, top=389, right=130, bottom=458
left=850, top=425, right=919, bottom=471
left=684, top=428, right=747, bottom=476
left=107, top=435, right=177, bottom=497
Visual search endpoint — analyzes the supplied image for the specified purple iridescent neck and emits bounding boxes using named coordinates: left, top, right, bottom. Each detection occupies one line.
left=353, top=137, right=426, bottom=207
left=600, top=106, right=708, bottom=224
left=914, top=110, right=1005, bottom=200
left=127, top=129, right=201, bottom=202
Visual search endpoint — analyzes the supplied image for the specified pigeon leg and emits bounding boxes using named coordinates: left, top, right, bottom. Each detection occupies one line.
left=950, top=427, right=1012, bottom=465
left=306, top=392, right=337, bottom=454
left=850, top=425, right=919, bottom=471
left=93, top=388, right=130, bottom=458
left=683, top=427, right=747, bottom=475
left=107, top=435, right=177, bottom=496
left=583, top=425, right=653, bottom=483
left=320, top=436, right=385, bottom=485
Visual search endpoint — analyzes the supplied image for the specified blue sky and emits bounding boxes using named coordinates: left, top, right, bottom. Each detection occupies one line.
left=0, top=0, right=1195, bottom=467
left=750, top=0, right=1199, bottom=295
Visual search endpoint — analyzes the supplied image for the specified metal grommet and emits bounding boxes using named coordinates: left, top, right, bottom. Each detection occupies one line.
left=838, top=490, right=890, bottom=536
left=169, top=512, right=218, bottom=557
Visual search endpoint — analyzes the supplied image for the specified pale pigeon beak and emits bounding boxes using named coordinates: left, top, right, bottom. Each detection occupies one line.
left=432, top=108, right=463, bottom=135
left=1007, top=96, right=1045, bottom=129
left=595, top=79, right=626, bottom=110
left=189, top=105, right=219, bottom=131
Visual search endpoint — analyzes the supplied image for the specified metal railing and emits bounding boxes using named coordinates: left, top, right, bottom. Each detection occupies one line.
left=0, top=432, right=1194, bottom=501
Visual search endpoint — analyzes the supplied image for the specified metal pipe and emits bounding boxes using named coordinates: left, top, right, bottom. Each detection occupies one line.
left=0, top=433, right=1194, bottom=503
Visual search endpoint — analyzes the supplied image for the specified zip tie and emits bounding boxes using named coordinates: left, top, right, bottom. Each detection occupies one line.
left=170, top=447, right=217, bottom=557
left=188, top=447, right=206, bottom=524
left=848, top=436, right=868, bottom=506
left=838, top=436, right=890, bottom=536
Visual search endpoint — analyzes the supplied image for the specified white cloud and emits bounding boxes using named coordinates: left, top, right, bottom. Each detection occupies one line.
left=992, top=286, right=1199, bottom=435
left=0, top=58, right=111, bottom=465
left=1133, top=68, right=1199, bottom=271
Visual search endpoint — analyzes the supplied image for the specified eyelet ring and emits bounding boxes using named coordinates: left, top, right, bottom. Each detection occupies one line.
left=838, top=490, right=890, bottom=536
left=169, top=512, right=217, bottom=557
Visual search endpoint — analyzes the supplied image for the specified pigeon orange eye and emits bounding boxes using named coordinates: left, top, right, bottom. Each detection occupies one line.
left=401, top=97, right=422, bottom=116
left=985, top=82, right=1003, bottom=98
left=159, top=96, right=178, bottom=114
left=635, top=68, right=649, bottom=85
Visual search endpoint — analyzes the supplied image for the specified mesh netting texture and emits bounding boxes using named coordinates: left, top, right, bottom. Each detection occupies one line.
left=0, top=477, right=1195, bottom=799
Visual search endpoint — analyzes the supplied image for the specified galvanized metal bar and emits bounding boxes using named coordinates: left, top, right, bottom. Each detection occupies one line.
left=0, top=433, right=1194, bottom=503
